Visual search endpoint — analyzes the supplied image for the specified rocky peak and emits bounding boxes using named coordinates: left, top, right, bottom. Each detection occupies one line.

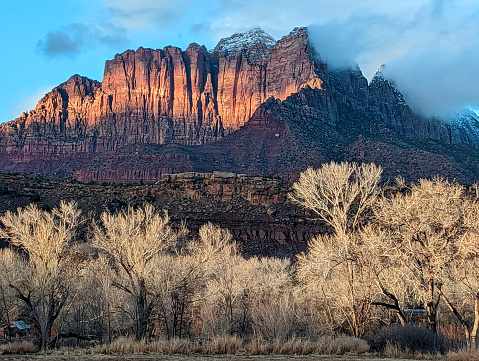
left=281, top=27, right=308, bottom=41
left=369, top=65, right=407, bottom=106
left=214, top=27, right=276, bottom=65
left=447, top=109, right=479, bottom=148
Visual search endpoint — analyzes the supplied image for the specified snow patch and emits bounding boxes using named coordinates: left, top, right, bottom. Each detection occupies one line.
left=447, top=109, right=479, bottom=147
left=214, top=27, right=276, bottom=65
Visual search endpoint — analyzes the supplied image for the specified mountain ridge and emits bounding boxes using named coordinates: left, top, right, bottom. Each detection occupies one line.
left=1, top=27, right=479, bottom=183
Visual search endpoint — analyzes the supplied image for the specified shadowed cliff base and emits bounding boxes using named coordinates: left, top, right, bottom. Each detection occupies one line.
left=0, top=171, right=325, bottom=258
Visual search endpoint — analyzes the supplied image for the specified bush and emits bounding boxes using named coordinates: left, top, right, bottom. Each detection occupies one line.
left=365, top=324, right=447, bottom=354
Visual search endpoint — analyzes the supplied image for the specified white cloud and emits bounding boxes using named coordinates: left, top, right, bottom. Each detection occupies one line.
left=104, top=0, right=199, bottom=31
left=40, top=0, right=479, bottom=118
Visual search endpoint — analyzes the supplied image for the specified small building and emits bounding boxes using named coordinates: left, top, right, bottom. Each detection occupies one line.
left=2, top=320, right=31, bottom=339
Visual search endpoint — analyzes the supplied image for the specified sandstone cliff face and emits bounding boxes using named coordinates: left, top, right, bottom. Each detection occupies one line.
left=1, top=27, right=479, bottom=183
left=0, top=27, right=326, bottom=167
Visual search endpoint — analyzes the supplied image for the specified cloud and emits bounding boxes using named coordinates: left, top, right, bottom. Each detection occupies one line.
left=37, top=23, right=128, bottom=58
left=35, top=0, right=479, bottom=117
left=174, top=0, right=477, bottom=117
left=104, top=0, right=199, bottom=31
left=191, top=0, right=428, bottom=44
left=302, top=0, right=479, bottom=117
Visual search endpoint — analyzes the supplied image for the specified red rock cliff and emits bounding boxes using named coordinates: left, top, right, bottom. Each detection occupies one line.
left=0, top=27, right=325, bottom=169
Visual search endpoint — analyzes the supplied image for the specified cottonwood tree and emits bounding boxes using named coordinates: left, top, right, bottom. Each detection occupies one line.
left=0, top=248, right=21, bottom=342
left=152, top=222, right=237, bottom=339
left=0, top=201, right=80, bottom=350
left=246, top=257, right=296, bottom=340
left=291, top=161, right=383, bottom=240
left=377, top=177, right=479, bottom=338
left=428, top=183, right=479, bottom=348
left=201, top=254, right=252, bottom=337
left=198, top=224, right=253, bottom=338
left=293, top=162, right=382, bottom=337
left=443, top=258, right=479, bottom=348
left=92, top=204, right=185, bottom=340
left=358, top=224, right=413, bottom=326
left=297, top=232, right=376, bottom=337
left=58, top=251, right=116, bottom=345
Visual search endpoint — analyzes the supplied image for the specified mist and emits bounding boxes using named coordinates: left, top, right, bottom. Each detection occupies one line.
left=305, top=1, right=479, bottom=118
left=190, top=0, right=479, bottom=118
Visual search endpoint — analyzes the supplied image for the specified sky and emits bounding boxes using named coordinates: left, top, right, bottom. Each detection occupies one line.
left=1, top=0, right=478, bottom=124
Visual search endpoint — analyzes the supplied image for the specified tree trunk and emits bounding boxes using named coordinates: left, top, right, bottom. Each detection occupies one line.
left=441, top=291, right=470, bottom=348
left=471, top=293, right=479, bottom=349
left=107, top=301, right=112, bottom=344
left=426, top=279, right=440, bottom=335
left=135, top=282, right=149, bottom=341
left=374, top=280, right=407, bottom=325
left=0, top=283, right=12, bottom=342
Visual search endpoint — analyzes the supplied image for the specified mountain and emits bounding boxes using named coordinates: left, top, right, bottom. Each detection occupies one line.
left=1, top=27, right=479, bottom=183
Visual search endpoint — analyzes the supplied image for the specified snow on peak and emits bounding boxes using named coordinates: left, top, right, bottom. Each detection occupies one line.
left=371, top=64, right=386, bottom=81
left=285, top=27, right=307, bottom=38
left=450, top=108, right=479, bottom=126
left=447, top=109, right=479, bottom=148
left=214, top=27, right=276, bottom=65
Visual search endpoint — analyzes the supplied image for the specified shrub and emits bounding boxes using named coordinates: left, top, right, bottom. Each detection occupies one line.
left=365, top=324, right=447, bottom=354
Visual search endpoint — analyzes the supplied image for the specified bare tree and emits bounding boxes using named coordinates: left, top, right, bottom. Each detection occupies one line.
left=0, top=248, right=22, bottom=342
left=293, top=162, right=382, bottom=337
left=153, top=222, right=237, bottom=339
left=246, top=257, right=296, bottom=341
left=92, top=204, right=185, bottom=341
left=377, top=177, right=479, bottom=337
left=358, top=224, right=413, bottom=326
left=290, top=161, right=382, bottom=240
left=0, top=201, right=80, bottom=350
left=297, top=232, right=376, bottom=337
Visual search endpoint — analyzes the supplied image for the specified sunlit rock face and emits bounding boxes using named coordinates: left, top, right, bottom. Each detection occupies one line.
left=1, top=27, right=479, bottom=183
left=0, top=28, right=323, bottom=151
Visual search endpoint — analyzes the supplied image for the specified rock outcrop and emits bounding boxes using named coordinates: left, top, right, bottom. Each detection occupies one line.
left=1, top=27, right=479, bottom=183
left=0, top=171, right=324, bottom=257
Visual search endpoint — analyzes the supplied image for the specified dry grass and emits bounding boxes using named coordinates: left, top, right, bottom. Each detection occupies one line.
left=0, top=341, right=38, bottom=354
left=445, top=348, right=479, bottom=361
left=383, top=342, right=424, bottom=359
left=93, top=337, right=198, bottom=355
left=91, top=335, right=369, bottom=356
left=314, top=335, right=370, bottom=355
left=203, top=335, right=244, bottom=354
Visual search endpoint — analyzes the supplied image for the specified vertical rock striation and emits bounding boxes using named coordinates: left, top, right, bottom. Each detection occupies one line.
left=0, top=27, right=326, bottom=168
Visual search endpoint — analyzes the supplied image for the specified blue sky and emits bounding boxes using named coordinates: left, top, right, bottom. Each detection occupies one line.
left=1, top=0, right=478, bottom=124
